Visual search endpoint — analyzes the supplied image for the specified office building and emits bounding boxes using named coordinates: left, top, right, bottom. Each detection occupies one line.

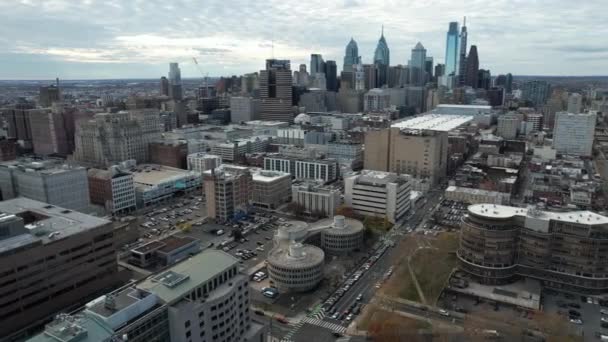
left=204, top=165, right=252, bottom=221
left=445, top=186, right=510, bottom=205
left=327, top=141, right=363, bottom=166
left=28, top=249, right=265, bottom=342
left=477, top=68, right=491, bottom=90
left=264, top=155, right=339, bottom=183
left=444, top=22, right=460, bottom=79
left=230, top=97, right=260, bottom=123
left=465, top=45, right=479, bottom=88
left=0, top=138, right=16, bottom=161
left=149, top=141, right=188, bottom=169
left=567, top=93, right=583, bottom=113
left=425, top=57, right=434, bottom=83
left=168, top=62, right=183, bottom=100
left=364, top=88, right=391, bottom=112
left=409, top=42, right=427, bottom=86
left=310, top=54, right=325, bottom=75
left=291, top=181, right=340, bottom=217
left=131, top=164, right=201, bottom=207
left=39, top=84, right=61, bottom=107
left=28, top=107, right=72, bottom=156
left=0, top=198, right=118, bottom=339
left=343, top=38, right=360, bottom=72
left=128, top=235, right=201, bottom=269
left=458, top=204, right=608, bottom=293
left=363, top=64, right=378, bottom=90
left=187, top=153, right=222, bottom=173
left=259, top=59, right=293, bottom=122
left=497, top=114, right=520, bottom=139
left=2, top=106, right=33, bottom=149
left=211, top=136, right=271, bottom=163
left=373, top=27, right=390, bottom=87
left=458, top=17, right=468, bottom=85
left=0, top=158, right=90, bottom=211
left=522, top=80, right=551, bottom=107
left=344, top=170, right=411, bottom=223
left=388, top=65, right=407, bottom=88
left=251, top=169, right=291, bottom=209
left=552, top=111, right=596, bottom=157
left=74, top=110, right=162, bottom=166
left=325, top=60, right=338, bottom=91
left=88, top=166, right=137, bottom=214
left=160, top=76, right=169, bottom=96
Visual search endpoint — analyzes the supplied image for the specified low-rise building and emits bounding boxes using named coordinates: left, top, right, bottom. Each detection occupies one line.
left=291, top=181, right=340, bottom=217
left=211, top=136, right=271, bottom=162
left=132, top=164, right=201, bottom=208
left=187, top=153, right=222, bottom=173
left=28, top=250, right=265, bottom=342
left=149, top=140, right=188, bottom=169
left=445, top=185, right=510, bottom=205
left=264, top=154, right=339, bottom=183
left=129, top=235, right=201, bottom=269
left=251, top=169, right=291, bottom=209
left=88, top=166, right=137, bottom=214
left=0, top=158, right=90, bottom=211
left=344, top=170, right=411, bottom=223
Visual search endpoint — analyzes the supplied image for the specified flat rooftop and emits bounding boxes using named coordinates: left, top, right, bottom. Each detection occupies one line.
left=252, top=169, right=291, bottom=183
left=138, top=249, right=238, bottom=303
left=431, top=104, right=493, bottom=116
left=0, top=158, right=85, bottom=175
left=131, top=164, right=196, bottom=186
left=0, top=198, right=110, bottom=254
left=391, top=114, right=473, bottom=132
left=468, top=204, right=608, bottom=225
left=354, top=170, right=409, bottom=185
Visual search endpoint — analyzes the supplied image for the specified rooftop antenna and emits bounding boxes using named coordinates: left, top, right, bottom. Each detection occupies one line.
left=463, top=16, right=466, bottom=27
left=271, top=36, right=275, bottom=59
left=381, top=24, right=384, bottom=37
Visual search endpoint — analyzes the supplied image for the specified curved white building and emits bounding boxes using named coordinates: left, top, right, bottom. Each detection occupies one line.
left=317, top=216, right=364, bottom=255
left=267, top=242, right=324, bottom=293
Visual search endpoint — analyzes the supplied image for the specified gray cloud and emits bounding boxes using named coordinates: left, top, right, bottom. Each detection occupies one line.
left=0, top=0, right=606, bottom=79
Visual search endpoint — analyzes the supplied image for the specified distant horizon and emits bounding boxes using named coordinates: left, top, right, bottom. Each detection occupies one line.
left=2, top=75, right=608, bottom=83
left=0, top=1, right=606, bottom=79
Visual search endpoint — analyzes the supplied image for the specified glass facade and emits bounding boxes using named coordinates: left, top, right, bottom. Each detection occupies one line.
left=444, top=22, right=459, bottom=77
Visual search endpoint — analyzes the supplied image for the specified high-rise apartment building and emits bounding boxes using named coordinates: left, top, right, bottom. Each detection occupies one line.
left=464, top=45, right=479, bottom=88
left=259, top=59, right=293, bottom=122
left=444, top=22, right=460, bottom=78
left=552, top=111, right=596, bottom=157
left=373, top=28, right=390, bottom=87
left=567, top=92, right=583, bottom=113
left=496, top=114, right=520, bottom=139
left=409, top=42, right=427, bottom=86
left=203, top=165, right=252, bottom=221
left=343, top=38, right=360, bottom=72
left=0, top=198, right=118, bottom=340
left=0, top=158, right=90, bottom=211
left=264, top=155, right=338, bottom=183
left=344, top=170, right=411, bottom=223
left=168, top=62, right=183, bottom=100
left=521, top=80, right=551, bottom=107
left=28, top=249, right=265, bottom=342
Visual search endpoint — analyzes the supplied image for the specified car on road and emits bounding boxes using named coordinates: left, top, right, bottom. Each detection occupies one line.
left=331, top=312, right=339, bottom=320
left=601, top=309, right=608, bottom=315
left=438, top=309, right=450, bottom=316
left=569, top=318, right=583, bottom=325
left=276, top=317, right=289, bottom=324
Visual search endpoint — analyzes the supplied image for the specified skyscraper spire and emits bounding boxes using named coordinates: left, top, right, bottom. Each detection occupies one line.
left=463, top=16, right=466, bottom=27
left=381, top=24, right=384, bottom=37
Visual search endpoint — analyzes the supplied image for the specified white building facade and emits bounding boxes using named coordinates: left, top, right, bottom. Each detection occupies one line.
left=552, top=111, right=596, bottom=156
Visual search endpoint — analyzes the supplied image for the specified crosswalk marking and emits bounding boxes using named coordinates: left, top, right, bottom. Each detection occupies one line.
left=310, top=310, right=326, bottom=320
left=281, top=319, right=306, bottom=342
left=302, top=317, right=347, bottom=333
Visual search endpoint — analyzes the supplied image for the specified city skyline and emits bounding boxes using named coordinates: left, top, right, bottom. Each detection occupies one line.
left=0, top=0, right=606, bottom=79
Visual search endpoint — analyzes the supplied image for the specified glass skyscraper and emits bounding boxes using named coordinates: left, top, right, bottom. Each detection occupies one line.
left=444, top=22, right=459, bottom=77
left=374, top=27, right=390, bottom=87
left=343, top=38, right=359, bottom=72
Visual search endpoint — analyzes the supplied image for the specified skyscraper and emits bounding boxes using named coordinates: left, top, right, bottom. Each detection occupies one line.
left=39, top=84, right=61, bottom=107
left=373, top=26, right=390, bottom=87
left=363, top=64, right=377, bottom=90
left=567, top=93, right=583, bottom=113
left=325, top=60, right=338, bottom=91
left=343, top=38, right=360, bottom=72
left=522, top=80, right=551, bottom=107
left=444, top=22, right=459, bottom=78
left=259, top=59, right=293, bottom=122
left=458, top=17, right=468, bottom=85
left=409, top=42, right=427, bottom=86
left=477, top=69, right=491, bottom=89
left=425, top=57, right=434, bottom=83
left=168, top=62, right=183, bottom=100
left=310, top=54, right=325, bottom=75
left=505, top=73, right=513, bottom=93
left=465, top=45, right=479, bottom=88
left=160, top=76, right=169, bottom=96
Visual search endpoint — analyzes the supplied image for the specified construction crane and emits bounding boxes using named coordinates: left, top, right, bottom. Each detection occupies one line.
left=192, top=57, right=209, bottom=89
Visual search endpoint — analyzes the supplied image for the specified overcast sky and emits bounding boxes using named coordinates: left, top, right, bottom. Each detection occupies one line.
left=0, top=0, right=606, bottom=80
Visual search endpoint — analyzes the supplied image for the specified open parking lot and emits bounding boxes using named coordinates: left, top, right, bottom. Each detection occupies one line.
left=543, top=290, right=608, bottom=339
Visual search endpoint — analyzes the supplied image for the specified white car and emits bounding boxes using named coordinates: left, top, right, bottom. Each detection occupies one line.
left=438, top=309, right=450, bottom=317
left=569, top=318, right=583, bottom=325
